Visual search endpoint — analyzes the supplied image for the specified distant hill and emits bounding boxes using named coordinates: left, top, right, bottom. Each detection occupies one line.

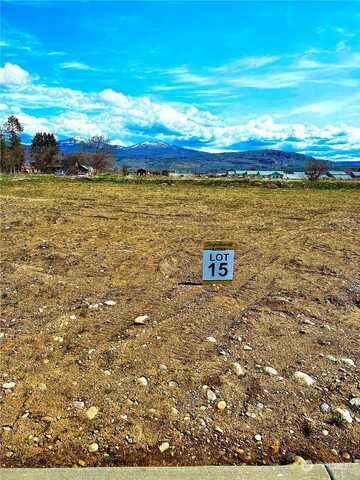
left=22, top=137, right=360, bottom=173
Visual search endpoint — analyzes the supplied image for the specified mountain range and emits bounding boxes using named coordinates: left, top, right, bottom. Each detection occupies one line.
left=57, top=139, right=320, bottom=172
left=22, top=136, right=360, bottom=173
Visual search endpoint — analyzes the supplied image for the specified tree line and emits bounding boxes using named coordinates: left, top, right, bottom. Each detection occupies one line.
left=0, top=115, right=114, bottom=174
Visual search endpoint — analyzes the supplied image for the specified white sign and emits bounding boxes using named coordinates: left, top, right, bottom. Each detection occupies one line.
left=202, top=241, right=235, bottom=283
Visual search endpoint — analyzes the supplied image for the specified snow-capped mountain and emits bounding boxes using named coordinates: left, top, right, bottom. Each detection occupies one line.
left=114, top=141, right=210, bottom=158
left=21, top=136, right=351, bottom=172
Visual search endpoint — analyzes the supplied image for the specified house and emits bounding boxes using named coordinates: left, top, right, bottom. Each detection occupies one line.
left=264, top=171, right=284, bottom=179
left=327, top=171, right=353, bottom=181
left=350, top=171, right=360, bottom=180
left=20, top=164, right=37, bottom=174
left=66, top=160, right=94, bottom=176
left=284, top=171, right=307, bottom=180
left=136, top=168, right=147, bottom=176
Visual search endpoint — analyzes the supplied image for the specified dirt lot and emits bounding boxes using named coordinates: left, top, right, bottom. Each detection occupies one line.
left=0, top=175, right=359, bottom=468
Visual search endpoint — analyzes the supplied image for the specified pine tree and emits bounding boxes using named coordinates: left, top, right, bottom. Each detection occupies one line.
left=0, top=128, right=9, bottom=172
left=31, top=132, right=59, bottom=173
left=2, top=116, right=25, bottom=173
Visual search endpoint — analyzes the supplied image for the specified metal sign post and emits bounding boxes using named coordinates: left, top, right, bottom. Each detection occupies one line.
left=202, top=241, right=235, bottom=284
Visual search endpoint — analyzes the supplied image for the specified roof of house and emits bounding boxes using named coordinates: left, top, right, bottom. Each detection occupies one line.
left=328, top=170, right=349, bottom=176
left=285, top=172, right=307, bottom=179
left=329, top=172, right=353, bottom=180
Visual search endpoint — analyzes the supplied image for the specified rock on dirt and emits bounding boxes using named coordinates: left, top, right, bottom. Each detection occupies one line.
left=264, top=366, right=278, bottom=376
left=206, top=336, right=217, bottom=344
left=293, top=371, right=315, bottom=386
left=232, top=362, right=246, bottom=377
left=159, top=442, right=170, bottom=453
left=320, top=403, right=330, bottom=413
left=134, top=315, right=149, bottom=325
left=86, top=406, right=99, bottom=420
left=335, top=407, right=353, bottom=424
left=350, top=397, right=360, bottom=409
left=207, top=389, right=217, bottom=402
left=2, top=382, right=16, bottom=389
left=341, top=358, right=356, bottom=367
left=137, top=376, right=148, bottom=386
left=88, top=442, right=99, bottom=453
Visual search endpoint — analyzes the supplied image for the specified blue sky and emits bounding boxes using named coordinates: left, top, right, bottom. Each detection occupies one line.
left=1, top=0, right=360, bottom=161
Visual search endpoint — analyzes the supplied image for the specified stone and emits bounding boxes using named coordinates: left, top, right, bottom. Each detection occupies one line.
left=254, top=434, right=262, bottom=442
left=320, top=402, right=330, bottom=413
left=159, top=442, right=170, bottom=453
left=168, top=381, right=177, bottom=388
left=326, top=355, right=337, bottom=362
left=341, top=358, right=356, bottom=367
left=292, top=455, right=306, bottom=465
left=137, top=376, right=148, bottom=387
left=293, top=371, right=315, bottom=386
left=207, top=389, right=217, bottom=402
left=232, top=362, right=246, bottom=377
left=42, top=416, right=54, bottom=423
left=264, top=366, right=278, bottom=376
left=86, top=406, right=99, bottom=420
left=322, top=429, right=329, bottom=436
left=73, top=401, right=85, bottom=410
left=206, top=336, right=217, bottom=343
left=88, top=442, right=99, bottom=453
left=302, top=319, right=315, bottom=326
left=350, top=397, right=360, bottom=409
left=2, top=382, right=16, bottom=389
left=134, top=315, right=149, bottom=325
left=217, top=400, right=226, bottom=411
left=335, top=407, right=353, bottom=423
left=243, top=345, right=252, bottom=351
left=159, top=364, right=168, bottom=371
left=38, top=383, right=47, bottom=391
left=171, top=407, right=179, bottom=416
left=104, top=300, right=116, bottom=306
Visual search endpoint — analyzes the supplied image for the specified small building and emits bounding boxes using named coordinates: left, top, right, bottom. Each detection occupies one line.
left=66, top=160, right=94, bottom=177
left=284, top=171, right=307, bottom=180
left=267, top=171, right=284, bottom=179
left=327, top=171, right=353, bottom=181
left=20, top=164, right=37, bottom=174
left=350, top=171, right=360, bottom=180
left=136, top=168, right=147, bottom=176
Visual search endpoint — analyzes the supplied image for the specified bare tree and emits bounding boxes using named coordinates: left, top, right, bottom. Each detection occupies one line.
left=305, top=160, right=329, bottom=181
left=79, top=135, right=114, bottom=174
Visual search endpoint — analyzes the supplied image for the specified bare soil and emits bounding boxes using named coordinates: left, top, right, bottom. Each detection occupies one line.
left=0, top=176, right=359, bottom=467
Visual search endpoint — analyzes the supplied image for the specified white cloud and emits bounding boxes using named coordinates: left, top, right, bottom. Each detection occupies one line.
left=211, top=55, right=280, bottom=73
left=0, top=63, right=31, bottom=86
left=59, top=62, right=92, bottom=70
left=166, top=65, right=214, bottom=86
left=1, top=63, right=359, bottom=161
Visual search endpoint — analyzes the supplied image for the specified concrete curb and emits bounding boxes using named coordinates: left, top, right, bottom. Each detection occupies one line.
left=1, top=464, right=359, bottom=480
left=327, top=463, right=360, bottom=480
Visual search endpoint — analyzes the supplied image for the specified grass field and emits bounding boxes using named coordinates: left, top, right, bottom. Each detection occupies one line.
left=1, top=175, right=359, bottom=467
